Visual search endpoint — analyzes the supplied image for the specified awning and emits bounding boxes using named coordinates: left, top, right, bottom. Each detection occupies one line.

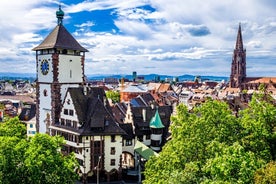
left=134, top=141, right=159, bottom=160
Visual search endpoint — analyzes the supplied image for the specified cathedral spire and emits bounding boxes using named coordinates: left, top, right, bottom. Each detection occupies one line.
left=235, top=23, right=243, bottom=50
left=56, top=5, right=64, bottom=25
left=230, top=23, right=247, bottom=88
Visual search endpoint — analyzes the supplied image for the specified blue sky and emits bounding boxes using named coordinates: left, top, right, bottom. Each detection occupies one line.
left=0, top=0, right=275, bottom=77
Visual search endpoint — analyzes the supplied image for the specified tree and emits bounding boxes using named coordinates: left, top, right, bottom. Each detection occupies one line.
left=24, top=134, right=79, bottom=184
left=254, top=161, right=276, bottom=183
left=144, top=96, right=276, bottom=184
left=0, top=117, right=79, bottom=184
left=0, top=117, right=27, bottom=138
left=106, top=90, right=120, bottom=103
left=0, top=136, right=27, bottom=183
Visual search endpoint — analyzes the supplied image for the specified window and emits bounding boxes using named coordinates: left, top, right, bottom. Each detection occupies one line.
left=66, top=119, right=71, bottom=127
left=110, top=159, right=116, bottom=166
left=151, top=140, right=160, bottom=147
left=61, top=118, right=65, bottom=126
left=110, top=147, right=116, bottom=155
left=126, top=139, right=132, bottom=146
left=64, top=109, right=68, bottom=115
left=30, top=124, right=33, bottom=128
left=77, top=159, right=84, bottom=166
left=111, top=135, right=116, bottom=142
left=43, top=89, right=48, bottom=97
left=137, top=135, right=143, bottom=142
left=69, top=109, right=74, bottom=116
left=73, top=121, right=77, bottom=128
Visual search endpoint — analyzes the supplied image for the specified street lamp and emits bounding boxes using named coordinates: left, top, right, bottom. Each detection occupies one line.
left=97, top=156, right=101, bottom=184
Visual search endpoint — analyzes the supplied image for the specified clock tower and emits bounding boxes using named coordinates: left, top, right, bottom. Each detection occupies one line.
left=33, top=6, right=88, bottom=133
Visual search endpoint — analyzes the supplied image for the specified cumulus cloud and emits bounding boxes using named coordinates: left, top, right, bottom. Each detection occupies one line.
left=0, top=0, right=275, bottom=77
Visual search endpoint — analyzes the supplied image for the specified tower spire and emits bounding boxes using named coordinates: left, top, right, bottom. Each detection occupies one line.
left=230, top=23, right=247, bottom=88
left=235, top=23, right=243, bottom=50
left=56, top=5, right=64, bottom=25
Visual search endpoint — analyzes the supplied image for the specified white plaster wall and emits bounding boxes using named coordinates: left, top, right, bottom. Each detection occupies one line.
left=122, top=140, right=134, bottom=155
left=60, top=92, right=79, bottom=122
left=151, top=134, right=162, bottom=141
left=39, top=84, right=52, bottom=133
left=104, top=135, right=123, bottom=172
left=58, top=55, right=83, bottom=83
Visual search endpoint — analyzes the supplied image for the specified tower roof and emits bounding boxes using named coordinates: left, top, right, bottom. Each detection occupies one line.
left=33, top=6, right=88, bottom=52
left=149, top=110, right=164, bottom=129
left=235, top=23, right=244, bottom=50
left=32, top=24, right=88, bottom=52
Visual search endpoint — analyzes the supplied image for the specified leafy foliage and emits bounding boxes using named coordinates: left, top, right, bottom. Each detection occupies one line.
left=0, top=117, right=79, bottom=184
left=254, top=161, right=276, bottom=183
left=0, top=117, right=27, bottom=138
left=144, top=94, right=276, bottom=184
left=106, top=90, right=120, bottom=103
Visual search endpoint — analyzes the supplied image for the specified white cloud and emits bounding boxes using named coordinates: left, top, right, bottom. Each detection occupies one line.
left=0, top=0, right=275, bottom=77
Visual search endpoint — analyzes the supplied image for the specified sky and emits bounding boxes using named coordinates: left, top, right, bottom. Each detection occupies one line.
left=0, top=0, right=275, bottom=77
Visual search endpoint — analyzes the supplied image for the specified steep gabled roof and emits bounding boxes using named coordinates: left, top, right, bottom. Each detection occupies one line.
left=67, top=88, right=87, bottom=123
left=32, top=24, right=88, bottom=52
left=149, top=110, right=165, bottom=129
left=55, top=87, right=126, bottom=136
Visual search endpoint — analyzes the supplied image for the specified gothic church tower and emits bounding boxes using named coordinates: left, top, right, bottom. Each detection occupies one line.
left=230, top=24, right=246, bottom=88
left=33, top=6, right=88, bottom=133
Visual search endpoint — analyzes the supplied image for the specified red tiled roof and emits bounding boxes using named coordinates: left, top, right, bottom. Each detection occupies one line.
left=246, top=77, right=276, bottom=84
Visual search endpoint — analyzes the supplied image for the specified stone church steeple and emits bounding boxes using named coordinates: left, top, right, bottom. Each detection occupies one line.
left=230, top=23, right=246, bottom=88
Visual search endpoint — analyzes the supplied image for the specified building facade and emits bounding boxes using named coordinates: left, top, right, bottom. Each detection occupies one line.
left=33, top=7, right=126, bottom=182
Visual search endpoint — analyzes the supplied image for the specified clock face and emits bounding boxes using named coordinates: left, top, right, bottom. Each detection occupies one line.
left=40, top=59, right=49, bottom=75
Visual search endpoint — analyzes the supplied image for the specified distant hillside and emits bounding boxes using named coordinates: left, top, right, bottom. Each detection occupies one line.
left=0, top=72, right=36, bottom=81
left=87, top=74, right=229, bottom=82
left=0, top=72, right=228, bottom=82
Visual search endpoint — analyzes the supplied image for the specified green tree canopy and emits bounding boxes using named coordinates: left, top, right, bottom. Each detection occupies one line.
left=144, top=95, right=276, bottom=184
left=0, top=117, right=79, bottom=184
left=106, top=90, right=120, bottom=103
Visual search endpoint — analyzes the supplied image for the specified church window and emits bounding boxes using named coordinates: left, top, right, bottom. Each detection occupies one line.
left=70, top=70, right=72, bottom=78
